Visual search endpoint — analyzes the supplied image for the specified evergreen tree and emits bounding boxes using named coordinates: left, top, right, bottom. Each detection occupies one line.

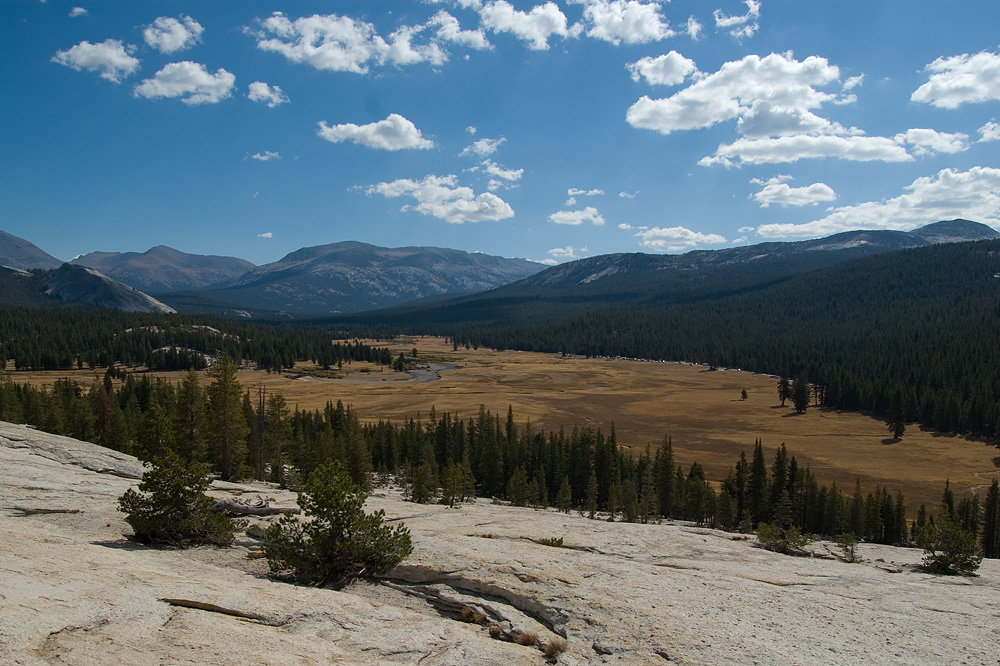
left=982, top=479, right=1000, bottom=558
left=173, top=368, right=206, bottom=464
left=777, top=374, right=790, bottom=407
left=556, top=475, right=573, bottom=513
left=586, top=470, right=598, bottom=518
left=792, top=374, right=810, bottom=414
left=886, top=388, right=906, bottom=439
left=748, top=439, right=769, bottom=525
left=205, top=355, right=249, bottom=481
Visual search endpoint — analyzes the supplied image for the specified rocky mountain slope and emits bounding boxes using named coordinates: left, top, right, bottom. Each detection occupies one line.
left=71, top=245, right=256, bottom=292
left=43, top=264, right=176, bottom=314
left=0, top=229, right=62, bottom=270
left=165, top=241, right=545, bottom=315
left=2, top=421, right=997, bottom=666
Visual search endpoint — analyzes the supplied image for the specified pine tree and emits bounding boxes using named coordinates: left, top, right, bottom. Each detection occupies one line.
left=205, top=355, right=249, bottom=481
left=586, top=470, right=598, bottom=518
left=556, top=475, right=573, bottom=513
left=173, top=368, right=206, bottom=464
left=792, top=374, right=810, bottom=414
left=982, top=479, right=1000, bottom=558
left=748, top=439, right=769, bottom=525
left=886, top=388, right=906, bottom=439
left=777, top=374, right=791, bottom=407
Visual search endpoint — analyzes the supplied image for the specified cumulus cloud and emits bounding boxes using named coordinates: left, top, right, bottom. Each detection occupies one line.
left=251, top=151, right=281, bottom=161
left=911, top=50, right=1000, bottom=109
left=893, top=128, right=969, bottom=156
left=627, top=53, right=845, bottom=135
left=133, top=62, right=235, bottom=104
left=248, top=81, right=289, bottom=107
left=635, top=226, right=727, bottom=252
left=367, top=174, right=514, bottom=223
left=466, top=125, right=477, bottom=135
left=700, top=134, right=911, bottom=167
left=713, top=0, right=760, bottom=39
left=317, top=114, right=434, bottom=151
left=571, top=0, right=674, bottom=45
left=253, top=12, right=446, bottom=74
left=548, top=206, right=605, bottom=225
left=479, top=1, right=578, bottom=50
left=482, top=160, right=523, bottom=190
left=842, top=74, right=864, bottom=91
left=258, top=232, right=273, bottom=238
left=461, top=136, right=506, bottom=157
left=428, top=10, right=491, bottom=49
left=686, top=16, right=703, bottom=40
left=750, top=175, right=836, bottom=207
left=565, top=197, right=577, bottom=206
left=568, top=187, right=604, bottom=196
left=51, top=39, right=140, bottom=83
left=979, top=121, right=1000, bottom=142
left=547, top=245, right=587, bottom=260
left=737, top=225, right=755, bottom=233
left=627, top=51, right=697, bottom=86
left=144, top=15, right=204, bottom=54
left=69, top=7, right=87, bottom=17
left=756, top=166, right=1000, bottom=238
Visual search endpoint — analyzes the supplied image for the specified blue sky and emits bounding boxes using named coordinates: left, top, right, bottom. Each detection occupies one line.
left=2, top=1, right=999, bottom=266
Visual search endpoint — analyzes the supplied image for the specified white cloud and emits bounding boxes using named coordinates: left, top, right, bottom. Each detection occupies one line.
left=51, top=39, right=139, bottom=83
left=248, top=81, right=289, bottom=107
left=252, top=151, right=281, bottom=161
left=571, top=0, right=674, bottom=45
left=617, top=222, right=634, bottom=229
left=750, top=176, right=836, bottom=207
left=367, top=174, right=514, bottom=224
left=700, top=134, right=911, bottom=166
left=466, top=125, right=477, bottom=135
left=686, top=16, right=703, bottom=40
left=842, top=74, right=864, bottom=91
left=133, top=62, right=235, bottom=105
left=737, top=225, right=755, bottom=233
left=482, top=159, right=523, bottom=190
left=253, top=12, right=446, bottom=74
left=548, top=206, right=605, bottom=225
left=979, top=121, right=1000, bottom=142
left=565, top=197, right=577, bottom=206
left=713, top=0, right=760, bottom=39
left=428, top=10, right=491, bottom=49
left=461, top=136, right=505, bottom=157
left=144, top=15, right=204, bottom=54
left=317, top=114, right=434, bottom=151
left=756, top=166, right=1000, bottom=238
left=627, top=51, right=697, bottom=86
left=479, top=1, right=577, bottom=50
left=258, top=232, right=273, bottom=238
left=636, top=226, right=727, bottom=252
left=911, top=50, right=1000, bottom=109
left=618, top=190, right=638, bottom=199
left=534, top=258, right=559, bottom=265
left=69, top=7, right=87, bottom=18
left=568, top=187, right=604, bottom=196
left=893, top=128, right=969, bottom=156
left=627, top=53, right=841, bottom=135
left=547, top=245, right=587, bottom=259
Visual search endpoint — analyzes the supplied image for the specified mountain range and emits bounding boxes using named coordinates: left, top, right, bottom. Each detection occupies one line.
left=0, top=219, right=996, bottom=317
left=71, top=245, right=256, bottom=292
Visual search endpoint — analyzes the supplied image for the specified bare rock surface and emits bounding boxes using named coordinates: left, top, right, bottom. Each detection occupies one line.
left=2, top=421, right=998, bottom=666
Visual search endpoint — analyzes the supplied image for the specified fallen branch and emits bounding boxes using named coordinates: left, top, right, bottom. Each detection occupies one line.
left=159, top=598, right=287, bottom=626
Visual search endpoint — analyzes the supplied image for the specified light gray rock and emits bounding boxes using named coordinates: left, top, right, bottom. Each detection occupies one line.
left=1, top=421, right=998, bottom=666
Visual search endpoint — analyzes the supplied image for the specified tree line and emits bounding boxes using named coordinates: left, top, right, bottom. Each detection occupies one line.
left=2, top=369, right=996, bottom=559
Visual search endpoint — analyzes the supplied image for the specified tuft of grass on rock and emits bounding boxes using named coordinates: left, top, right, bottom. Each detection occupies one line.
left=543, top=636, right=568, bottom=658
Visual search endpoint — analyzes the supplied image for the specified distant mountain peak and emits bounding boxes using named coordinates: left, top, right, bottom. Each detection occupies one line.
left=0, top=229, right=62, bottom=270
left=71, top=246, right=256, bottom=292
left=44, top=264, right=176, bottom=314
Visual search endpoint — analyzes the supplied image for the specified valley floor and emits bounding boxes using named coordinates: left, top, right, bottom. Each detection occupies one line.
left=2, top=421, right=998, bottom=666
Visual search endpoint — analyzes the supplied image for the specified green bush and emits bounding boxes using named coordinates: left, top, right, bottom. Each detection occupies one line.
left=756, top=522, right=811, bottom=555
left=916, top=516, right=982, bottom=576
left=118, top=452, right=239, bottom=547
left=264, top=461, right=413, bottom=587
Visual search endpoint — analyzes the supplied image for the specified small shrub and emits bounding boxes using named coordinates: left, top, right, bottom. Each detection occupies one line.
left=117, top=451, right=239, bottom=547
left=835, top=532, right=861, bottom=563
left=916, top=516, right=982, bottom=576
left=488, top=623, right=504, bottom=639
left=543, top=637, right=568, bottom=658
left=460, top=606, right=488, bottom=625
left=514, top=630, right=539, bottom=646
left=756, top=522, right=811, bottom=556
left=264, top=461, right=413, bottom=587
left=534, top=536, right=565, bottom=548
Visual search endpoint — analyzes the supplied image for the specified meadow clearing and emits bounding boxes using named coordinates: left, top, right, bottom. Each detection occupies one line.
left=14, top=336, right=998, bottom=514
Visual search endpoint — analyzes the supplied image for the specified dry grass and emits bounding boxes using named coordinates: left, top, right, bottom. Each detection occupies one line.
left=12, top=335, right=999, bottom=514
left=543, top=637, right=568, bottom=658
left=513, top=630, right=539, bottom=646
